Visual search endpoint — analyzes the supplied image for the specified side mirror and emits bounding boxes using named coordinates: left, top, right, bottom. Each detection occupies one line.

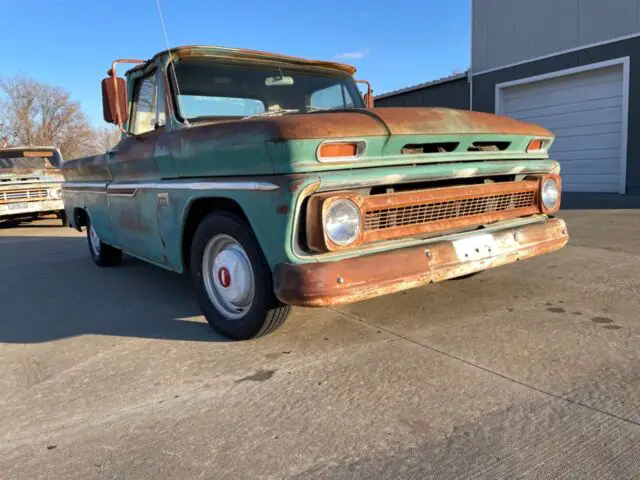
left=355, top=79, right=374, bottom=108
left=101, top=76, right=128, bottom=126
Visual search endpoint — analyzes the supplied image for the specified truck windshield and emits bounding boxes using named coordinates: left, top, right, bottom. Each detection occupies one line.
left=171, top=58, right=365, bottom=121
left=0, top=150, right=62, bottom=169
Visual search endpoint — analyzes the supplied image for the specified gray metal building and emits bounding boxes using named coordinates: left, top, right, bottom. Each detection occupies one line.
left=378, top=0, right=640, bottom=194
left=374, top=74, right=470, bottom=109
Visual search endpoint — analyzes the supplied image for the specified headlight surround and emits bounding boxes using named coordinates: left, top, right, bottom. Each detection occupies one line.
left=324, top=199, right=362, bottom=246
left=541, top=178, right=560, bottom=211
left=48, top=187, right=62, bottom=199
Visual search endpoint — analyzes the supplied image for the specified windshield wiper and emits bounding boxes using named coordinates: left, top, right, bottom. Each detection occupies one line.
left=244, top=108, right=299, bottom=119
left=305, top=106, right=332, bottom=112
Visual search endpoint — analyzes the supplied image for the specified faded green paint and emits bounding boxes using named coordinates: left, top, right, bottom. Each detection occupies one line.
left=61, top=46, right=561, bottom=279
left=267, top=134, right=550, bottom=174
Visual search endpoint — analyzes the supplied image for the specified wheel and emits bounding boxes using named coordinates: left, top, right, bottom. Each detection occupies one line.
left=87, top=217, right=123, bottom=267
left=59, top=211, right=68, bottom=227
left=190, top=212, right=291, bottom=340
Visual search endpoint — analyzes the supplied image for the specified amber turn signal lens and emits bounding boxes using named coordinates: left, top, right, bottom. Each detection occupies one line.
left=318, top=142, right=358, bottom=158
left=527, top=139, right=545, bottom=152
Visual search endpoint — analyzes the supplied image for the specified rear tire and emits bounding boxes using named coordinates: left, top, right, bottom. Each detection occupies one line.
left=190, top=212, right=290, bottom=340
left=87, top=217, right=123, bottom=267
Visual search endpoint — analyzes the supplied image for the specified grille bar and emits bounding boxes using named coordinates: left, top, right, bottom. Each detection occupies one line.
left=360, top=180, right=542, bottom=244
left=365, top=190, right=537, bottom=231
left=0, top=188, right=48, bottom=203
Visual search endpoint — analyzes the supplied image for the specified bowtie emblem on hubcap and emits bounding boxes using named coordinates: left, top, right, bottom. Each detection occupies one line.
left=218, top=267, right=231, bottom=288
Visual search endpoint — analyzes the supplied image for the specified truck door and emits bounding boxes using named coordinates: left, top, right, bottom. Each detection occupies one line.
left=106, top=68, right=168, bottom=263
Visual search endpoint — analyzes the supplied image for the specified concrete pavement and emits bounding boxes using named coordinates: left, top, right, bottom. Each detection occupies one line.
left=0, top=206, right=638, bottom=479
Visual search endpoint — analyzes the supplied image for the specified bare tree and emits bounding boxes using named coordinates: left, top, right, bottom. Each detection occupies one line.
left=92, top=126, right=122, bottom=152
left=0, top=76, right=96, bottom=159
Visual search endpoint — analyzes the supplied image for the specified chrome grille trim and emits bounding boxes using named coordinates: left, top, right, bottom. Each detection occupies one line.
left=365, top=191, right=537, bottom=231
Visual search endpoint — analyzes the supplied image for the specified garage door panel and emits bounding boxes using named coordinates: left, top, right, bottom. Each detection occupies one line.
left=533, top=106, right=621, bottom=130
left=551, top=133, right=621, bottom=153
left=550, top=122, right=621, bottom=138
left=505, top=81, right=622, bottom=113
left=550, top=148, right=619, bottom=161
left=501, top=64, right=623, bottom=193
left=504, top=66, right=621, bottom=100
left=511, top=96, right=622, bottom=122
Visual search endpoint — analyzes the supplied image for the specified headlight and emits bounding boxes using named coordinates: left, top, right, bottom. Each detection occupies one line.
left=541, top=178, right=559, bottom=210
left=48, top=188, right=62, bottom=199
left=325, top=199, right=361, bottom=246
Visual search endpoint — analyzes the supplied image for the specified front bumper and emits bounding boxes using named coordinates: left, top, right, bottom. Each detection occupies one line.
left=0, top=199, right=64, bottom=218
left=274, top=217, right=568, bottom=307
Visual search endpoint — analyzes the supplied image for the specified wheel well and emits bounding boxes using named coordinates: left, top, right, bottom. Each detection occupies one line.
left=73, top=208, right=88, bottom=231
left=181, top=197, right=249, bottom=272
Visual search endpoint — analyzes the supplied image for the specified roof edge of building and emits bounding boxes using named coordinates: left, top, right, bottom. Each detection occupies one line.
left=374, top=71, right=469, bottom=100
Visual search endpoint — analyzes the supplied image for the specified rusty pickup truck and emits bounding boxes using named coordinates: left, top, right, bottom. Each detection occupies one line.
left=1, top=146, right=66, bottom=225
left=61, top=45, right=568, bottom=340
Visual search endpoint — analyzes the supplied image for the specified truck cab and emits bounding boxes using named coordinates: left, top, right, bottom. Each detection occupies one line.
left=61, top=45, right=568, bottom=340
left=0, top=146, right=65, bottom=225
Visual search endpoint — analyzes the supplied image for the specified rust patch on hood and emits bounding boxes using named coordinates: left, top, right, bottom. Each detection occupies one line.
left=370, top=108, right=553, bottom=137
left=185, top=107, right=552, bottom=144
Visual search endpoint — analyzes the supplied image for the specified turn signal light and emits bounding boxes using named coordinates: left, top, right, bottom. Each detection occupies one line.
left=527, top=138, right=546, bottom=152
left=317, top=141, right=365, bottom=162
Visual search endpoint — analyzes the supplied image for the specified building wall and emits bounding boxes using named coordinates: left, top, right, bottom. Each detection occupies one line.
left=473, top=37, right=640, bottom=193
left=374, top=78, right=470, bottom=109
left=472, top=0, right=640, bottom=73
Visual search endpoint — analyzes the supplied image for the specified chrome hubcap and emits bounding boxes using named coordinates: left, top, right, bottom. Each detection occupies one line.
left=89, top=224, right=101, bottom=255
left=202, top=234, right=255, bottom=320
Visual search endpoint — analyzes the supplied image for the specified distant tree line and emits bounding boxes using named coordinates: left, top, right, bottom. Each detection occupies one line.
left=0, top=76, right=120, bottom=160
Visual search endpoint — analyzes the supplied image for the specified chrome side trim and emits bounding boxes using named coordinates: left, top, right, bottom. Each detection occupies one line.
left=108, top=181, right=280, bottom=191
left=64, top=180, right=280, bottom=193
left=62, top=182, right=108, bottom=194
left=107, top=186, right=138, bottom=197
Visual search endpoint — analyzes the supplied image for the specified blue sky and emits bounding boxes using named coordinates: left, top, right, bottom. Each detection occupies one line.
left=1, top=0, right=470, bottom=125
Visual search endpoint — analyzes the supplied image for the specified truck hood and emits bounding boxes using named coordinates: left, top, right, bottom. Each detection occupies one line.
left=170, top=107, right=554, bottom=177
left=184, top=107, right=552, bottom=143
left=256, top=107, right=553, bottom=139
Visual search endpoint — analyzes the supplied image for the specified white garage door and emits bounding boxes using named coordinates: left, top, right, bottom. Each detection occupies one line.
left=499, top=63, right=626, bottom=193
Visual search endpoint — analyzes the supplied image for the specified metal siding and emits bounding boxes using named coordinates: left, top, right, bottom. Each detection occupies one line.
left=473, top=37, right=640, bottom=192
left=501, top=66, right=624, bottom=192
left=473, top=0, right=640, bottom=73
left=374, top=78, right=470, bottom=109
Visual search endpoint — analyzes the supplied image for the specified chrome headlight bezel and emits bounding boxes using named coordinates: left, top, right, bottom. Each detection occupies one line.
left=48, top=187, right=62, bottom=199
left=324, top=199, right=362, bottom=247
left=541, top=178, right=560, bottom=211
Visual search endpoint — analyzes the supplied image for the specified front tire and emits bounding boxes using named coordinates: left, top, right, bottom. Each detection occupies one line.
left=190, top=212, right=290, bottom=340
left=87, top=218, right=123, bottom=267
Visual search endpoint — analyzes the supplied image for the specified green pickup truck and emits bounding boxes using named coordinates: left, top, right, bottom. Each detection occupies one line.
left=61, top=45, right=568, bottom=340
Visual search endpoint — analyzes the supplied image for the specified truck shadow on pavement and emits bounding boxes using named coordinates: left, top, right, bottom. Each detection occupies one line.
left=0, top=235, right=230, bottom=343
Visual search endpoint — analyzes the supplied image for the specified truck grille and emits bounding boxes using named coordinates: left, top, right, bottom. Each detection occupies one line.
left=365, top=190, right=536, bottom=231
left=0, top=188, right=48, bottom=203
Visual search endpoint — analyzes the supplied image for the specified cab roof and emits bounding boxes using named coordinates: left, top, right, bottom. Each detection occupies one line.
left=127, top=45, right=357, bottom=76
